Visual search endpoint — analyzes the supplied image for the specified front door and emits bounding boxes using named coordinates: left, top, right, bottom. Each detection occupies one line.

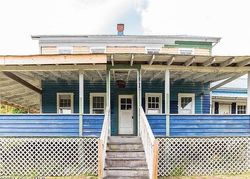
left=118, top=95, right=134, bottom=135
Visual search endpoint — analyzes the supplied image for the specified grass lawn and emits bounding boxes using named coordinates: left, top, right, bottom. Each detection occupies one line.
left=160, top=173, right=250, bottom=179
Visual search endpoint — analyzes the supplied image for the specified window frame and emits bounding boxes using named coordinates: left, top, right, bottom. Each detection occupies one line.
left=90, top=93, right=106, bottom=114
left=178, top=48, right=194, bottom=55
left=178, top=93, right=195, bottom=114
left=57, top=46, right=73, bottom=54
left=57, top=93, right=74, bottom=114
left=145, top=93, right=162, bottom=114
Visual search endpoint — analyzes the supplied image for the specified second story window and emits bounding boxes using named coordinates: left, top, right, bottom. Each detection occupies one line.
left=58, top=47, right=73, bottom=54
left=90, top=47, right=106, bottom=53
left=178, top=48, right=194, bottom=55
left=146, top=48, right=160, bottom=54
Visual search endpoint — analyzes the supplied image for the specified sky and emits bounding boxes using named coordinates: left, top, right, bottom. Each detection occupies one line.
left=0, top=0, right=250, bottom=55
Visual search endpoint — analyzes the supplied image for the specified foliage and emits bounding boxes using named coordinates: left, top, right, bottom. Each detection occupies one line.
left=0, top=104, right=27, bottom=114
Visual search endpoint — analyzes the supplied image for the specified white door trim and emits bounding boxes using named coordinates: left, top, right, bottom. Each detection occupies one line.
left=118, top=95, right=134, bottom=135
left=178, top=93, right=195, bottom=114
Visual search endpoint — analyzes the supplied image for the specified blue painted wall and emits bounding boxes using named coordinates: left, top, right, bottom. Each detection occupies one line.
left=42, top=79, right=211, bottom=136
left=0, top=114, right=103, bottom=137
left=42, top=80, right=106, bottom=113
left=170, top=115, right=250, bottom=137
left=147, top=114, right=166, bottom=137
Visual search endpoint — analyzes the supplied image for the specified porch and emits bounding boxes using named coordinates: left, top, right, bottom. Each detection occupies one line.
left=1, top=53, right=250, bottom=178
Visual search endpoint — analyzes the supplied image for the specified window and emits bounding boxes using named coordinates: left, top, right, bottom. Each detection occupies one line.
left=237, top=104, right=246, bottom=114
left=145, top=93, right=162, bottom=114
left=57, top=93, right=74, bottom=114
left=178, top=48, right=194, bottom=55
left=178, top=93, right=195, bottom=114
left=146, top=48, right=160, bottom=54
left=90, top=47, right=106, bottom=53
left=58, top=47, right=73, bottom=54
left=90, top=93, right=106, bottom=114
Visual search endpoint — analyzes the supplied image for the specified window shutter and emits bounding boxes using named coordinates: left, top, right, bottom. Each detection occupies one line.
left=231, top=103, right=236, bottom=114
left=214, top=102, right=219, bottom=114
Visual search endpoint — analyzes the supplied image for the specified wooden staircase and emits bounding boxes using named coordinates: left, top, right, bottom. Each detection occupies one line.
left=103, top=136, right=149, bottom=179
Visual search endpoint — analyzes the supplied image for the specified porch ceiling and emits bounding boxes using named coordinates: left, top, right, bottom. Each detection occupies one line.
left=1, top=53, right=250, bottom=111
left=108, top=54, right=250, bottom=83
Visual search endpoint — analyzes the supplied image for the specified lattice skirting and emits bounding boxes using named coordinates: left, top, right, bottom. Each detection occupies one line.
left=0, top=137, right=98, bottom=177
left=158, top=137, right=250, bottom=176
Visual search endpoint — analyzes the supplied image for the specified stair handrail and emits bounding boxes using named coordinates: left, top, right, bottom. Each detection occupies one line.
left=98, top=106, right=110, bottom=179
left=139, top=107, right=159, bottom=179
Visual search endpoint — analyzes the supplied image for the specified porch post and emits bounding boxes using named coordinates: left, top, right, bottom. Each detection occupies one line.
left=137, top=69, right=142, bottom=136
left=106, top=69, right=111, bottom=135
left=165, top=70, right=170, bottom=136
left=79, top=71, right=84, bottom=136
left=247, top=72, right=250, bottom=114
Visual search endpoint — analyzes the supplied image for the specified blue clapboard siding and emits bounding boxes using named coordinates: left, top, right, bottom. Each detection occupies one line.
left=170, top=115, right=250, bottom=137
left=147, top=115, right=166, bottom=137
left=0, top=114, right=104, bottom=137
left=83, top=115, right=104, bottom=137
left=42, top=80, right=106, bottom=113
left=0, top=114, right=79, bottom=136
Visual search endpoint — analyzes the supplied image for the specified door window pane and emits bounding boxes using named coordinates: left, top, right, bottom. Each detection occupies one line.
left=181, top=97, right=192, bottom=110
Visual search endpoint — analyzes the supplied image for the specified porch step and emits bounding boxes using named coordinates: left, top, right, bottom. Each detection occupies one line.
left=104, top=136, right=149, bottom=178
left=108, top=136, right=142, bottom=144
left=106, top=158, right=147, bottom=168
left=106, top=150, right=145, bottom=158
left=104, top=167, right=149, bottom=178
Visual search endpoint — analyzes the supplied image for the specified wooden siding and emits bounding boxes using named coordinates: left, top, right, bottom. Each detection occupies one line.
left=106, top=46, right=145, bottom=53
left=0, top=114, right=104, bottom=137
left=161, top=47, right=210, bottom=55
left=160, top=47, right=179, bottom=54
left=170, top=115, right=250, bottom=137
left=41, top=46, right=57, bottom=54
left=83, top=115, right=104, bottom=136
left=0, top=114, right=78, bottom=136
left=73, top=46, right=90, bottom=54
left=147, top=114, right=166, bottom=137
left=194, top=48, right=210, bottom=55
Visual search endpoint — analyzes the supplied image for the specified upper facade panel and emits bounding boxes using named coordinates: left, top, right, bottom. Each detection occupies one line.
left=32, top=24, right=220, bottom=56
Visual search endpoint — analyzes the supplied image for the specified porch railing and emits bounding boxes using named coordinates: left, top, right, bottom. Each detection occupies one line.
left=139, top=107, right=159, bottom=179
left=98, top=106, right=110, bottom=178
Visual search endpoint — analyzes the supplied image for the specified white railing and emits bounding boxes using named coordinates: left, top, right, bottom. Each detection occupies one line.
left=140, top=107, right=159, bottom=179
left=98, top=106, right=110, bottom=179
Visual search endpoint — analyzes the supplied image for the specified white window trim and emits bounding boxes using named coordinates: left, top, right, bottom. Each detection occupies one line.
left=236, top=103, right=247, bottom=114
left=57, top=46, right=73, bottom=54
left=145, top=47, right=161, bottom=54
left=178, top=93, right=195, bottom=114
left=90, top=93, right=106, bottom=114
left=145, top=93, right=162, bottom=114
left=178, top=48, right=194, bottom=55
left=57, top=93, right=74, bottom=114
left=90, top=47, right=106, bottom=53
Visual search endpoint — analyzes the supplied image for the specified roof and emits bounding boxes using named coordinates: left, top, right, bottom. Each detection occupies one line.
left=31, top=34, right=221, bottom=45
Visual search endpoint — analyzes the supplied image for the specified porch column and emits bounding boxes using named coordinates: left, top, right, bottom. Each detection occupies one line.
left=247, top=72, right=250, bottom=114
left=106, top=70, right=111, bottom=135
left=165, top=70, right=170, bottom=136
left=137, top=69, right=142, bottom=135
left=79, top=71, right=84, bottom=136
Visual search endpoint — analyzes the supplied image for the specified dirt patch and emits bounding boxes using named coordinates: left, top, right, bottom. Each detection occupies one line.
left=46, top=176, right=97, bottom=179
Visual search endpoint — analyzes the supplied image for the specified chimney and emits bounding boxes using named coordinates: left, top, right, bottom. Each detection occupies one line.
left=117, top=24, right=124, bottom=36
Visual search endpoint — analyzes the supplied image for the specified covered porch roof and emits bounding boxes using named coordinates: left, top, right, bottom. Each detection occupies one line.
left=1, top=53, right=250, bottom=112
